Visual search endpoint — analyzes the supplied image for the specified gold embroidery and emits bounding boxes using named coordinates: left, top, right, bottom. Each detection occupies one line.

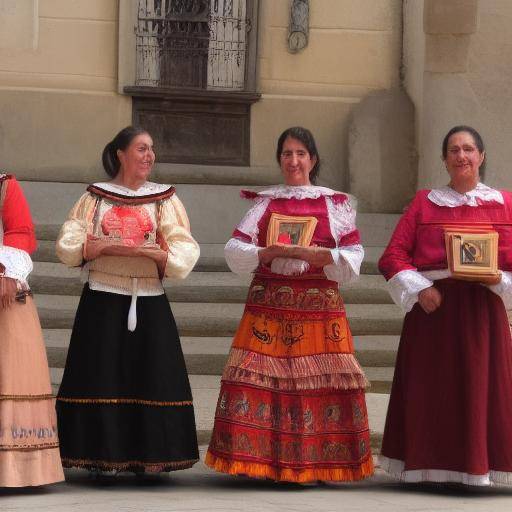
left=0, top=394, right=54, bottom=401
left=0, top=442, right=59, bottom=451
left=57, top=397, right=193, bottom=406
left=62, top=457, right=198, bottom=472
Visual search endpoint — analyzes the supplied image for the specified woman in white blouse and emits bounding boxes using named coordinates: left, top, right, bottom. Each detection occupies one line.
left=205, top=126, right=374, bottom=483
left=55, top=126, right=200, bottom=477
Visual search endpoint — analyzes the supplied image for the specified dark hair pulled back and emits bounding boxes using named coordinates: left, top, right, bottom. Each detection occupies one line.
left=442, top=125, right=486, bottom=173
left=276, top=126, right=321, bottom=184
left=101, top=126, right=149, bottom=178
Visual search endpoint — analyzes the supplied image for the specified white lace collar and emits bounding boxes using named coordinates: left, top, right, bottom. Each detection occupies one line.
left=427, top=182, right=504, bottom=207
left=255, top=185, right=339, bottom=200
left=91, top=181, right=172, bottom=197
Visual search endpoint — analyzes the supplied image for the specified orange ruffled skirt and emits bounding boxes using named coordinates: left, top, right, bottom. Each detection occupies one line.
left=206, top=274, right=374, bottom=482
left=0, top=297, right=64, bottom=487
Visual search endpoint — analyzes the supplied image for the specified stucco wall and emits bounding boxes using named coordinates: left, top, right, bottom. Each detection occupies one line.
left=405, top=0, right=512, bottom=191
left=0, top=0, right=131, bottom=181
left=251, top=0, right=403, bottom=189
left=0, top=0, right=404, bottom=189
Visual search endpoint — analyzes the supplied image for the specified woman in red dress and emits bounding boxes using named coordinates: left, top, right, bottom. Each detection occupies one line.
left=379, top=126, right=512, bottom=485
left=206, top=127, right=373, bottom=483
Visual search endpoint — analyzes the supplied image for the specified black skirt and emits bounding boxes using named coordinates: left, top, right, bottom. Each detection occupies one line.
left=56, top=285, right=199, bottom=473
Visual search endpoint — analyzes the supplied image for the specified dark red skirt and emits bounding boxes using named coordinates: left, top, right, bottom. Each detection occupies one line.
left=381, top=279, right=512, bottom=485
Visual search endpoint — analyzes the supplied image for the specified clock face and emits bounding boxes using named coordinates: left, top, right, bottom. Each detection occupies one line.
left=288, top=31, right=307, bottom=53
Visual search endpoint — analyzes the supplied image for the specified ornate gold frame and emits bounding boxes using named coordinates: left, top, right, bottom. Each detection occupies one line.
left=266, top=213, right=318, bottom=247
left=444, top=229, right=499, bottom=284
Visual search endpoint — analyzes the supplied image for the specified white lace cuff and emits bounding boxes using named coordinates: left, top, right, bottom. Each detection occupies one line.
left=270, top=257, right=309, bottom=276
left=224, top=238, right=261, bottom=275
left=324, top=244, right=363, bottom=285
left=388, top=269, right=433, bottom=312
left=486, top=271, right=512, bottom=309
left=0, top=246, right=33, bottom=283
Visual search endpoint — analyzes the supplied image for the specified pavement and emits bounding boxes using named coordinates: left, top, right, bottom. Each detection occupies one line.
left=2, top=448, right=512, bottom=511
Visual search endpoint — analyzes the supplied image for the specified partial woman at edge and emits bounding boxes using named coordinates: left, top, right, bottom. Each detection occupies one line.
left=0, top=173, right=64, bottom=487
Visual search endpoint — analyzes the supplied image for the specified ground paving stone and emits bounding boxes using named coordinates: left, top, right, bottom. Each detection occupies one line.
left=2, top=449, right=512, bottom=511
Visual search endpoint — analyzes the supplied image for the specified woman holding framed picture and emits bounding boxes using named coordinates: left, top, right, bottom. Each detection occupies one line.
left=205, top=127, right=373, bottom=483
left=379, top=125, right=512, bottom=486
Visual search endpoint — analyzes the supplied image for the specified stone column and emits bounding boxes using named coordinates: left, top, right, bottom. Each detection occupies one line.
left=409, top=0, right=479, bottom=188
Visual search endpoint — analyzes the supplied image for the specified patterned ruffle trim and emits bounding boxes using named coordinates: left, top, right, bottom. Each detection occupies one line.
left=223, top=368, right=369, bottom=391
left=245, top=305, right=343, bottom=321
left=225, top=349, right=368, bottom=386
left=205, top=451, right=374, bottom=483
left=62, top=457, right=198, bottom=473
left=379, top=455, right=512, bottom=486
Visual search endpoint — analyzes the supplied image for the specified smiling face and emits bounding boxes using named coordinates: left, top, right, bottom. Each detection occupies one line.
left=444, top=131, right=485, bottom=188
left=280, top=136, right=317, bottom=186
left=117, top=133, right=155, bottom=182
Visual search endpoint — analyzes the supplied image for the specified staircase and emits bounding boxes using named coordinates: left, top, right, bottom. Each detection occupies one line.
left=22, top=174, right=403, bottom=451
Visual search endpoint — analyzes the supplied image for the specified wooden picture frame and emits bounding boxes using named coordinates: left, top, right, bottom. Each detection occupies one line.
left=266, top=213, right=318, bottom=247
left=444, top=228, right=500, bottom=284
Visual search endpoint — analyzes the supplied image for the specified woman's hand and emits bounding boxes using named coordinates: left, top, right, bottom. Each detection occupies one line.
left=258, top=244, right=289, bottom=265
left=418, top=286, right=442, bottom=314
left=0, top=276, right=18, bottom=310
left=287, top=246, right=334, bottom=267
left=259, top=244, right=334, bottom=267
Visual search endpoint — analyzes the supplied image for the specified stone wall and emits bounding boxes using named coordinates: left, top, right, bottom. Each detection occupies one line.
left=404, top=0, right=512, bottom=192
left=0, top=0, right=131, bottom=181
left=252, top=0, right=403, bottom=191
left=0, top=0, right=405, bottom=197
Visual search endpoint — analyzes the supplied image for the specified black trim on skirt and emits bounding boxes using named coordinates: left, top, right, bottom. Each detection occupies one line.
left=56, top=285, right=199, bottom=471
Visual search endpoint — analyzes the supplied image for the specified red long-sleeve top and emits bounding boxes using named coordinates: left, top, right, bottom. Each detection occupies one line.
left=1, top=175, right=37, bottom=253
left=379, top=189, right=512, bottom=281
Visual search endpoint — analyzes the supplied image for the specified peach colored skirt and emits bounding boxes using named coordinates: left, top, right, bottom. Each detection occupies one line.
left=0, top=297, right=64, bottom=487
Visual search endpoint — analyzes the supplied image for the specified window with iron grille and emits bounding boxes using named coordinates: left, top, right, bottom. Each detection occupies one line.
left=123, top=0, right=260, bottom=167
left=135, top=0, right=252, bottom=91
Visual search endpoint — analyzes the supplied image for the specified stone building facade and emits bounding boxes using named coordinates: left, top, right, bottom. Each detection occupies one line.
left=0, top=0, right=511, bottom=212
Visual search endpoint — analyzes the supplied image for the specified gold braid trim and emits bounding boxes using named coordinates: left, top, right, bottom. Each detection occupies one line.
left=62, top=457, right=198, bottom=473
left=0, top=394, right=55, bottom=401
left=57, top=397, right=193, bottom=407
left=0, top=442, right=59, bottom=452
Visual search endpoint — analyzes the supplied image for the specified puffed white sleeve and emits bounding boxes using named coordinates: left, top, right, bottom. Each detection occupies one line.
left=159, top=194, right=200, bottom=279
left=224, top=197, right=269, bottom=275
left=487, top=270, right=512, bottom=309
left=0, top=246, right=33, bottom=282
left=56, top=192, right=97, bottom=267
left=323, top=195, right=364, bottom=285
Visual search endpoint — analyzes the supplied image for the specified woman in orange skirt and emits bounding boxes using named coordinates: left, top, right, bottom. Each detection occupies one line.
left=206, top=127, right=373, bottom=483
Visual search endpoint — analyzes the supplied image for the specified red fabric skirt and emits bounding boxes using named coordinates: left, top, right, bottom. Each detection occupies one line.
left=381, top=279, right=512, bottom=484
left=206, top=274, right=373, bottom=482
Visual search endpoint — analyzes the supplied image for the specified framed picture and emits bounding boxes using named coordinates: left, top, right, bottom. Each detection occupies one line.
left=444, top=229, right=500, bottom=284
left=266, top=213, right=318, bottom=247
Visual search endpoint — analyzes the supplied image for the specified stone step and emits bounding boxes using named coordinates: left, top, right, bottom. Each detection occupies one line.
left=29, top=262, right=393, bottom=304
left=49, top=369, right=390, bottom=449
left=44, top=330, right=399, bottom=374
left=23, top=181, right=399, bottom=246
left=35, top=294, right=404, bottom=335
left=33, top=240, right=385, bottom=276
left=34, top=241, right=232, bottom=272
